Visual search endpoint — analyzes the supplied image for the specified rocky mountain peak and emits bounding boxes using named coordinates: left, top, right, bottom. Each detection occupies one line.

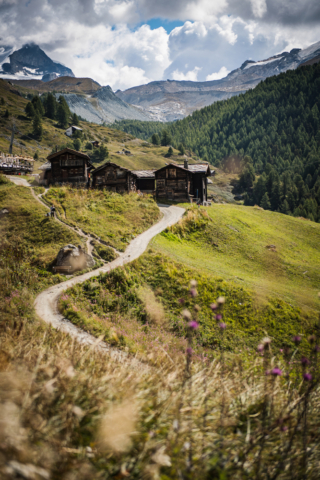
left=1, top=43, right=74, bottom=78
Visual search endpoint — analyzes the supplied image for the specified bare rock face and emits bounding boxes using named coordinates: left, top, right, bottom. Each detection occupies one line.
left=55, top=244, right=95, bottom=272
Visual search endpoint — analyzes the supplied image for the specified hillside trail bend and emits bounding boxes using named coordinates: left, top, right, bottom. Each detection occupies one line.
left=6, top=176, right=185, bottom=366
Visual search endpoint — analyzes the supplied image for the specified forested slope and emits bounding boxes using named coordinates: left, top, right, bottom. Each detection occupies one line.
left=113, top=63, right=320, bottom=221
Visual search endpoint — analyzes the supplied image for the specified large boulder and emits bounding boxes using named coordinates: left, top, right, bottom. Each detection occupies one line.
left=55, top=244, right=95, bottom=272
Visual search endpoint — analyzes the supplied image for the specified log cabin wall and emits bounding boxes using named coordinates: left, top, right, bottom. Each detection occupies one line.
left=48, top=149, right=90, bottom=184
left=92, top=163, right=135, bottom=193
left=155, top=165, right=193, bottom=201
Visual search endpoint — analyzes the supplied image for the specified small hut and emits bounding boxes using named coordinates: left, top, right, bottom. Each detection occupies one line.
left=46, top=148, right=93, bottom=185
left=155, top=160, right=211, bottom=203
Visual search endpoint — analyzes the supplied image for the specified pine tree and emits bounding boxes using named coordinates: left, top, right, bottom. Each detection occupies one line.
left=0, top=97, right=4, bottom=106
left=178, top=143, right=185, bottom=155
left=32, top=113, right=43, bottom=140
left=4, top=109, right=9, bottom=118
left=280, top=199, right=291, bottom=215
left=151, top=133, right=160, bottom=145
left=57, top=104, right=69, bottom=128
left=32, top=96, right=44, bottom=116
left=73, top=138, right=81, bottom=151
left=167, top=146, right=173, bottom=156
left=261, top=192, right=271, bottom=210
left=25, top=102, right=35, bottom=117
left=72, top=113, right=79, bottom=126
left=46, top=93, right=57, bottom=119
left=161, top=130, right=172, bottom=146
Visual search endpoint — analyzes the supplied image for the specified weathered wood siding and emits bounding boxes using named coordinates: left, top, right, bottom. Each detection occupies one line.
left=49, top=152, right=87, bottom=184
left=92, top=163, right=135, bottom=192
left=155, top=166, right=192, bottom=200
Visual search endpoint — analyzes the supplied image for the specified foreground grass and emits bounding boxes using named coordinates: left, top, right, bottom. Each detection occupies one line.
left=45, top=186, right=160, bottom=251
left=2, top=251, right=320, bottom=479
left=2, top=176, right=320, bottom=478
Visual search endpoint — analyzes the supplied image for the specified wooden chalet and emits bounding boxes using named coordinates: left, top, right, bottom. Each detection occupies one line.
left=155, top=160, right=211, bottom=203
left=46, top=148, right=93, bottom=185
left=91, top=162, right=155, bottom=193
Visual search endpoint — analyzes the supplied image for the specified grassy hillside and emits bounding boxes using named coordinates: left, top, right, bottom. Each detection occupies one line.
left=44, top=186, right=160, bottom=251
left=0, top=177, right=81, bottom=271
left=0, top=79, right=198, bottom=172
left=155, top=205, right=320, bottom=311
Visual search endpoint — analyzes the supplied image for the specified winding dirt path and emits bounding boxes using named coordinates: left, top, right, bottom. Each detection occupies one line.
left=7, top=176, right=185, bottom=363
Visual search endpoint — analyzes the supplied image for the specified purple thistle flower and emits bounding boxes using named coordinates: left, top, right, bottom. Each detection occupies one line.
left=280, top=349, right=283, bottom=353
left=314, top=345, right=320, bottom=353
left=303, top=373, right=312, bottom=382
left=301, top=357, right=310, bottom=366
left=215, top=314, right=223, bottom=321
left=257, top=344, right=264, bottom=353
left=210, top=303, right=218, bottom=311
left=219, top=322, right=226, bottom=330
left=186, top=347, right=193, bottom=355
left=188, top=321, right=199, bottom=330
left=281, top=426, right=288, bottom=432
left=271, top=368, right=282, bottom=376
left=178, top=298, right=185, bottom=305
left=292, top=335, right=301, bottom=345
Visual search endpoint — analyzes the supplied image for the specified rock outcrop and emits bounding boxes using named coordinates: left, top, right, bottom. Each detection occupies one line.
left=55, top=244, right=95, bottom=272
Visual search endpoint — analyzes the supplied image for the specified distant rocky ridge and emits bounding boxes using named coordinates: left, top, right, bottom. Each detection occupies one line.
left=59, top=86, right=152, bottom=123
left=0, top=44, right=74, bottom=79
left=115, top=41, right=320, bottom=122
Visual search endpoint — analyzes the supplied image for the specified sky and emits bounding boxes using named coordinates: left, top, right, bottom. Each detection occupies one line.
left=0, top=0, right=320, bottom=91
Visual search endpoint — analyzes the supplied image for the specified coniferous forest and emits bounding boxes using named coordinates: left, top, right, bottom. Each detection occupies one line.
left=112, top=63, right=320, bottom=222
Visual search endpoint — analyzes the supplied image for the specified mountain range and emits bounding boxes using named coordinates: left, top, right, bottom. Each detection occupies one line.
left=115, top=40, right=320, bottom=121
left=1, top=40, right=320, bottom=123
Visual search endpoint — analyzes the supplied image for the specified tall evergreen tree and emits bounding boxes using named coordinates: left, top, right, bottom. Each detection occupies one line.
left=57, top=104, right=69, bottom=128
left=32, top=112, right=43, bottom=140
left=161, top=130, right=172, bottom=146
left=46, top=93, right=57, bottom=119
left=25, top=102, right=35, bottom=118
left=261, top=192, right=271, bottom=210
left=151, top=133, right=160, bottom=145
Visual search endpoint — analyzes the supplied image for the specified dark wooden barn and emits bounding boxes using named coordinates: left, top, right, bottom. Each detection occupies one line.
left=46, top=148, right=93, bottom=185
left=91, top=162, right=155, bottom=193
left=155, top=160, right=211, bottom=203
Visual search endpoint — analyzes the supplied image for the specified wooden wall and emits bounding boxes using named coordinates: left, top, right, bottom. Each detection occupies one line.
left=92, top=163, right=135, bottom=192
left=49, top=152, right=88, bottom=184
left=155, top=166, right=192, bottom=200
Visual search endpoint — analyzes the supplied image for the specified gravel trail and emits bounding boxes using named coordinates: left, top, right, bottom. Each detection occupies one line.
left=6, top=176, right=185, bottom=363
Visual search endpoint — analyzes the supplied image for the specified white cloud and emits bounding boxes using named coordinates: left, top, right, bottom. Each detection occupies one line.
left=1, top=0, right=320, bottom=91
left=250, top=0, right=267, bottom=18
left=172, top=66, right=202, bottom=81
left=206, top=66, right=230, bottom=81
